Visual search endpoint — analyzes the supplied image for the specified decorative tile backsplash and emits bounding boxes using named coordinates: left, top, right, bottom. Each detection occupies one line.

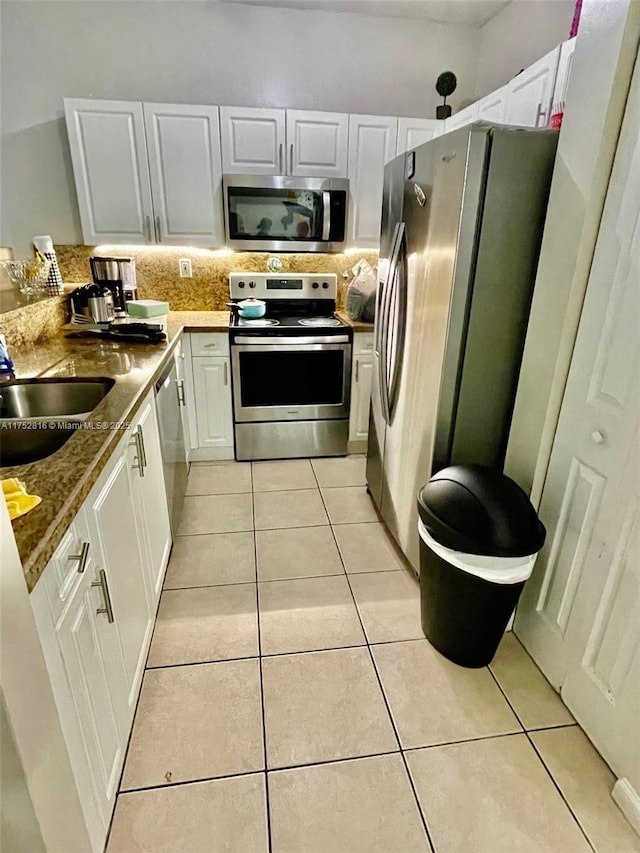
left=56, top=246, right=379, bottom=311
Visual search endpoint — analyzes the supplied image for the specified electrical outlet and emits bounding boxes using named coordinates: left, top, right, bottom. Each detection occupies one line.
left=179, top=258, right=192, bottom=278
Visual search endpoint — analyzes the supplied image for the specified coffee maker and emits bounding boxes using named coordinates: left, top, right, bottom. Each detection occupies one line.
left=89, top=256, right=138, bottom=317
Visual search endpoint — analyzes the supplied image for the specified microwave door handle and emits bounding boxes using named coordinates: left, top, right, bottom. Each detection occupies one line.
left=322, top=192, right=331, bottom=241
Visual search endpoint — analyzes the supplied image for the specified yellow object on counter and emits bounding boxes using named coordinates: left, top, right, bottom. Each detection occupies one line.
left=2, top=478, right=42, bottom=521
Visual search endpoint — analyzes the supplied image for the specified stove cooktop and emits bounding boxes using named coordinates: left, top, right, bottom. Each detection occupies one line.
left=233, top=314, right=346, bottom=330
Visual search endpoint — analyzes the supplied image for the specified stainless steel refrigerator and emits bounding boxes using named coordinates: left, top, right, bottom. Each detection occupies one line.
left=366, top=123, right=558, bottom=574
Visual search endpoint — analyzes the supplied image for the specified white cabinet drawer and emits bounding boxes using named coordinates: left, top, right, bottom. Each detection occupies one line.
left=42, top=514, right=93, bottom=625
left=353, top=332, right=374, bottom=356
left=189, top=332, right=230, bottom=357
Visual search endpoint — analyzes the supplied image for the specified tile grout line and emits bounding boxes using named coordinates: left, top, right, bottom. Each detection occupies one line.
left=251, top=466, right=274, bottom=853
left=313, top=469, right=438, bottom=853
left=486, top=666, right=597, bottom=852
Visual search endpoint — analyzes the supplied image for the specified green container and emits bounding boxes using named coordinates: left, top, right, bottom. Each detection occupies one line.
left=126, top=300, right=169, bottom=318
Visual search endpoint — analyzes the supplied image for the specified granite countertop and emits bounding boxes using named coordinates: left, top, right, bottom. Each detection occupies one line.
left=3, top=310, right=230, bottom=592
left=335, top=311, right=374, bottom=332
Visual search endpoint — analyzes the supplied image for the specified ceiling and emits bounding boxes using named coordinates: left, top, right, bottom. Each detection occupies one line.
left=216, top=0, right=511, bottom=27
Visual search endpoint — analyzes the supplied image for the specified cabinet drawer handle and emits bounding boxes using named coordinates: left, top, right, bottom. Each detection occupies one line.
left=203, top=343, right=219, bottom=349
left=155, top=215, right=162, bottom=243
left=92, top=569, right=115, bottom=623
left=223, top=362, right=228, bottom=385
left=68, top=540, right=90, bottom=574
left=355, top=361, right=360, bottom=382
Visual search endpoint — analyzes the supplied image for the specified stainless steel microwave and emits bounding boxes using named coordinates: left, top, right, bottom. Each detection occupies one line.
left=222, top=174, right=349, bottom=253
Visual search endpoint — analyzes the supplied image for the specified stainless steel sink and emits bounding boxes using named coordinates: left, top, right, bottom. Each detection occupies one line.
left=0, top=378, right=115, bottom=467
left=0, top=378, right=115, bottom=419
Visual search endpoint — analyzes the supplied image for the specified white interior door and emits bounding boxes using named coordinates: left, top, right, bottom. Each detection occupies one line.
left=515, top=58, right=640, bottom=796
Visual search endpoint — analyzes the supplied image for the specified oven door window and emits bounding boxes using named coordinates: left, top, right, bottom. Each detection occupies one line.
left=227, top=187, right=346, bottom=243
left=239, top=350, right=345, bottom=407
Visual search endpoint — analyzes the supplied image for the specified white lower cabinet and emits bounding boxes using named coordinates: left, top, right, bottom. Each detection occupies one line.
left=185, top=333, right=234, bottom=461
left=349, top=332, right=374, bottom=447
left=30, top=390, right=170, bottom=852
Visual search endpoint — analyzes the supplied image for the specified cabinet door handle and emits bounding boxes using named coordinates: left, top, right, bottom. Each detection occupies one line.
left=92, top=569, right=115, bottom=623
left=176, top=378, right=186, bottom=406
left=223, top=362, right=228, bottom=385
left=535, top=102, right=547, bottom=127
left=289, top=143, right=294, bottom=174
left=155, top=215, right=162, bottom=243
left=68, top=540, right=90, bottom=574
left=137, top=426, right=148, bottom=472
left=279, top=143, right=283, bottom=174
left=145, top=215, right=152, bottom=242
left=355, top=360, right=359, bottom=382
left=131, top=427, right=146, bottom=476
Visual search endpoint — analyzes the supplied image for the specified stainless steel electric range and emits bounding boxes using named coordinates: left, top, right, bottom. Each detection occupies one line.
left=228, top=272, right=352, bottom=460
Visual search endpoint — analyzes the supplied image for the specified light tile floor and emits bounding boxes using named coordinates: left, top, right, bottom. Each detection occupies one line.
left=107, top=457, right=640, bottom=852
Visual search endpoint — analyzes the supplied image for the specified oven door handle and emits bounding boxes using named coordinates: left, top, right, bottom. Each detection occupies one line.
left=322, top=191, right=331, bottom=241
left=233, top=335, right=351, bottom=346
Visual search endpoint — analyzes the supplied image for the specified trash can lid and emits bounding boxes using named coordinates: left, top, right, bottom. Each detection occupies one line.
left=417, top=464, right=545, bottom=558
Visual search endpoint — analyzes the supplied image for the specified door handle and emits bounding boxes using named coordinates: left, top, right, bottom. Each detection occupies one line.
left=92, top=569, right=115, bottom=623
left=322, top=191, right=331, bottom=241
left=176, top=378, right=186, bottom=406
left=68, top=540, right=90, bottom=574
left=155, top=215, right=162, bottom=243
left=289, top=143, right=294, bottom=175
left=355, top=360, right=360, bottom=382
left=223, top=361, right=228, bottom=385
left=279, top=143, right=283, bottom=174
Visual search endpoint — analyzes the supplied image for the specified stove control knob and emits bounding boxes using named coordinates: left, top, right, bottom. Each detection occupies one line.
left=249, top=281, right=256, bottom=289
left=322, top=282, right=329, bottom=289
left=312, top=282, right=319, bottom=289
left=238, top=281, right=245, bottom=288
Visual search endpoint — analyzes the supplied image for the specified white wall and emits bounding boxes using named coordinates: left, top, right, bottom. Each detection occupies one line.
left=0, top=0, right=478, bottom=253
left=475, top=0, right=575, bottom=97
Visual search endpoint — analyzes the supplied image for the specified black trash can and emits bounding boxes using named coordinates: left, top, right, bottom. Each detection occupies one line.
left=417, top=465, right=545, bottom=668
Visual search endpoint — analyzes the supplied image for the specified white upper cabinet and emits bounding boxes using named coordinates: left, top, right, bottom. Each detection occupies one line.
left=348, top=114, right=398, bottom=248
left=220, top=106, right=348, bottom=176
left=443, top=101, right=480, bottom=133
left=143, top=103, right=224, bottom=245
left=219, top=106, right=285, bottom=174
left=503, top=45, right=561, bottom=128
left=396, top=118, right=443, bottom=155
left=65, top=98, right=225, bottom=246
left=286, top=110, right=349, bottom=177
left=477, top=87, right=507, bottom=123
left=552, top=37, right=577, bottom=108
left=64, top=99, right=153, bottom=245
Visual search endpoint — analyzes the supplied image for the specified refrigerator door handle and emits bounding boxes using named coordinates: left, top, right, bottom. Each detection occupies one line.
left=386, top=224, right=408, bottom=422
left=379, top=222, right=404, bottom=424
